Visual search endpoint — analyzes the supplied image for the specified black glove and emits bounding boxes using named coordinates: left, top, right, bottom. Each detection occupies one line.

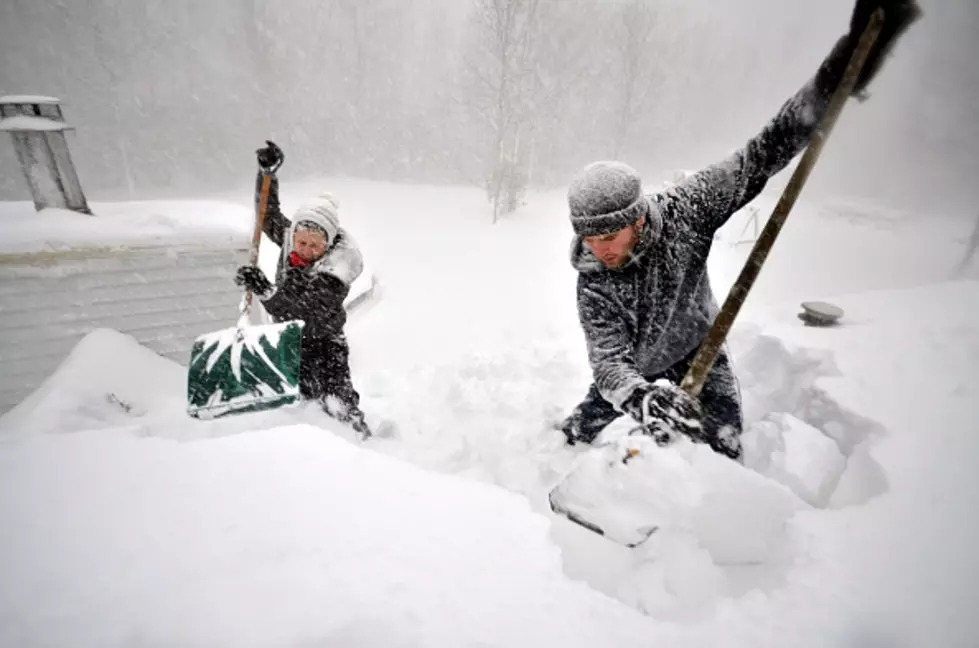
left=235, top=265, right=274, bottom=299
left=623, top=381, right=743, bottom=461
left=256, top=140, right=284, bottom=172
left=847, top=0, right=922, bottom=96
left=623, top=380, right=704, bottom=446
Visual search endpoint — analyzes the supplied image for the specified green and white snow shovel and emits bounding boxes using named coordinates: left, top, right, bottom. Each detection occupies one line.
left=186, top=168, right=305, bottom=419
left=548, top=9, right=887, bottom=548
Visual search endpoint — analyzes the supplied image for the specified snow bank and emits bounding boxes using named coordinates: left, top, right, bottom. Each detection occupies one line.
left=0, top=425, right=673, bottom=648
left=728, top=280, right=979, bottom=644
left=0, top=199, right=251, bottom=254
left=742, top=413, right=846, bottom=506
left=0, top=328, right=188, bottom=437
left=7, top=277, right=970, bottom=647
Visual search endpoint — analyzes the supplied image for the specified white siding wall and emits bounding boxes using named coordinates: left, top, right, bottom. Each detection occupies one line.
left=0, top=245, right=250, bottom=414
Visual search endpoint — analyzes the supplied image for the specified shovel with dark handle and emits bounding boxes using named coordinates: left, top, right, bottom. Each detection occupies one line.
left=551, top=10, right=888, bottom=546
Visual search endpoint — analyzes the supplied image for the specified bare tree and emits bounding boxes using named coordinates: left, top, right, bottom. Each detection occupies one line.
left=464, top=0, right=543, bottom=222
left=611, top=0, right=661, bottom=160
left=955, top=211, right=979, bottom=277
left=518, top=1, right=601, bottom=189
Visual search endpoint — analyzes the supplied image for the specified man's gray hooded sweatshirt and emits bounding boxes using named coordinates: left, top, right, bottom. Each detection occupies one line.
left=568, top=34, right=865, bottom=413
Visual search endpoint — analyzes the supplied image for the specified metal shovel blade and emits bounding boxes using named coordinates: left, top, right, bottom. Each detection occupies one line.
left=547, top=439, right=667, bottom=548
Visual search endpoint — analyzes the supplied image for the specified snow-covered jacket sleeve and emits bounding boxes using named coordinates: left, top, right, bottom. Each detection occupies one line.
left=261, top=269, right=350, bottom=339
left=577, top=276, right=647, bottom=411
left=672, top=35, right=861, bottom=234
left=255, top=170, right=290, bottom=248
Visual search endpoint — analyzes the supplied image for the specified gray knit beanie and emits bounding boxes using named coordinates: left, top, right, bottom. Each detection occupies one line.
left=567, top=161, right=649, bottom=237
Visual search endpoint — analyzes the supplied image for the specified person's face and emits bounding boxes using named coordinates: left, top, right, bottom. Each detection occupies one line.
left=584, top=216, right=645, bottom=269
left=293, top=228, right=328, bottom=262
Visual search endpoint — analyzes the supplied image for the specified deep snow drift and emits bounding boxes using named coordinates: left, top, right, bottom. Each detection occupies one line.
left=1, top=178, right=978, bottom=647
left=0, top=416, right=661, bottom=648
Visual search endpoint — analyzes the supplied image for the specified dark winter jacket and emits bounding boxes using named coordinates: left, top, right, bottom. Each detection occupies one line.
left=254, top=172, right=363, bottom=341
left=573, top=36, right=862, bottom=411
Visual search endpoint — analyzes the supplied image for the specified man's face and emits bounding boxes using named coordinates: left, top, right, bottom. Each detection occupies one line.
left=584, top=216, right=645, bottom=269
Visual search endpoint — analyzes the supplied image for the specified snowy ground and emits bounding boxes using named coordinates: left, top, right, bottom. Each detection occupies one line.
left=1, top=177, right=978, bottom=647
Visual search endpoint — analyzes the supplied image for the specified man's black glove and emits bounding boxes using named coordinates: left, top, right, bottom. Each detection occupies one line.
left=622, top=381, right=743, bottom=461
left=256, top=140, right=284, bottom=172
left=847, top=0, right=922, bottom=96
left=235, top=265, right=274, bottom=299
left=622, top=380, right=705, bottom=446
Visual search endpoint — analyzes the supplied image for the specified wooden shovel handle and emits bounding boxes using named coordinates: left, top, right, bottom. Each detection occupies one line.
left=244, top=172, right=273, bottom=312
left=679, top=9, right=886, bottom=398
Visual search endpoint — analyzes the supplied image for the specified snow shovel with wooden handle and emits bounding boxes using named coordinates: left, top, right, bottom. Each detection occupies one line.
left=549, top=9, right=887, bottom=547
left=630, top=7, right=890, bottom=458
left=677, top=14, right=887, bottom=404
left=186, top=152, right=306, bottom=419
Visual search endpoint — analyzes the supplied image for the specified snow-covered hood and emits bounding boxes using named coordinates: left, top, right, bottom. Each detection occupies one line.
left=569, top=195, right=663, bottom=274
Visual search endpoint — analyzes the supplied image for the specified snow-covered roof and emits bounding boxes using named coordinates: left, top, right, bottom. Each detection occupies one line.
left=0, top=200, right=253, bottom=254
left=0, top=95, right=61, bottom=105
left=0, top=115, right=70, bottom=132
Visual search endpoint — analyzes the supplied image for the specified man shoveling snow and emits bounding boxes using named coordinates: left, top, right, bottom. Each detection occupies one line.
left=557, top=0, right=921, bottom=461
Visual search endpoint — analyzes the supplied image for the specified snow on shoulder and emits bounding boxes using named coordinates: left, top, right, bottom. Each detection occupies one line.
left=0, top=423, right=667, bottom=647
left=0, top=199, right=252, bottom=255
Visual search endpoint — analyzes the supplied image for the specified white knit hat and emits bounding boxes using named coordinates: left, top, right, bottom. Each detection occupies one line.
left=291, top=193, right=340, bottom=244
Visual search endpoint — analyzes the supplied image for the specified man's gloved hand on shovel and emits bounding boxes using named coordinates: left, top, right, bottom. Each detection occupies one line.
left=846, top=0, right=923, bottom=97
left=622, top=380, right=705, bottom=446
left=622, top=380, right=743, bottom=461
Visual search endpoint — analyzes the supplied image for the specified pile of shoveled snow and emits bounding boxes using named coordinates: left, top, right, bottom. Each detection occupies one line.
left=1, top=280, right=977, bottom=647
left=356, top=278, right=979, bottom=642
